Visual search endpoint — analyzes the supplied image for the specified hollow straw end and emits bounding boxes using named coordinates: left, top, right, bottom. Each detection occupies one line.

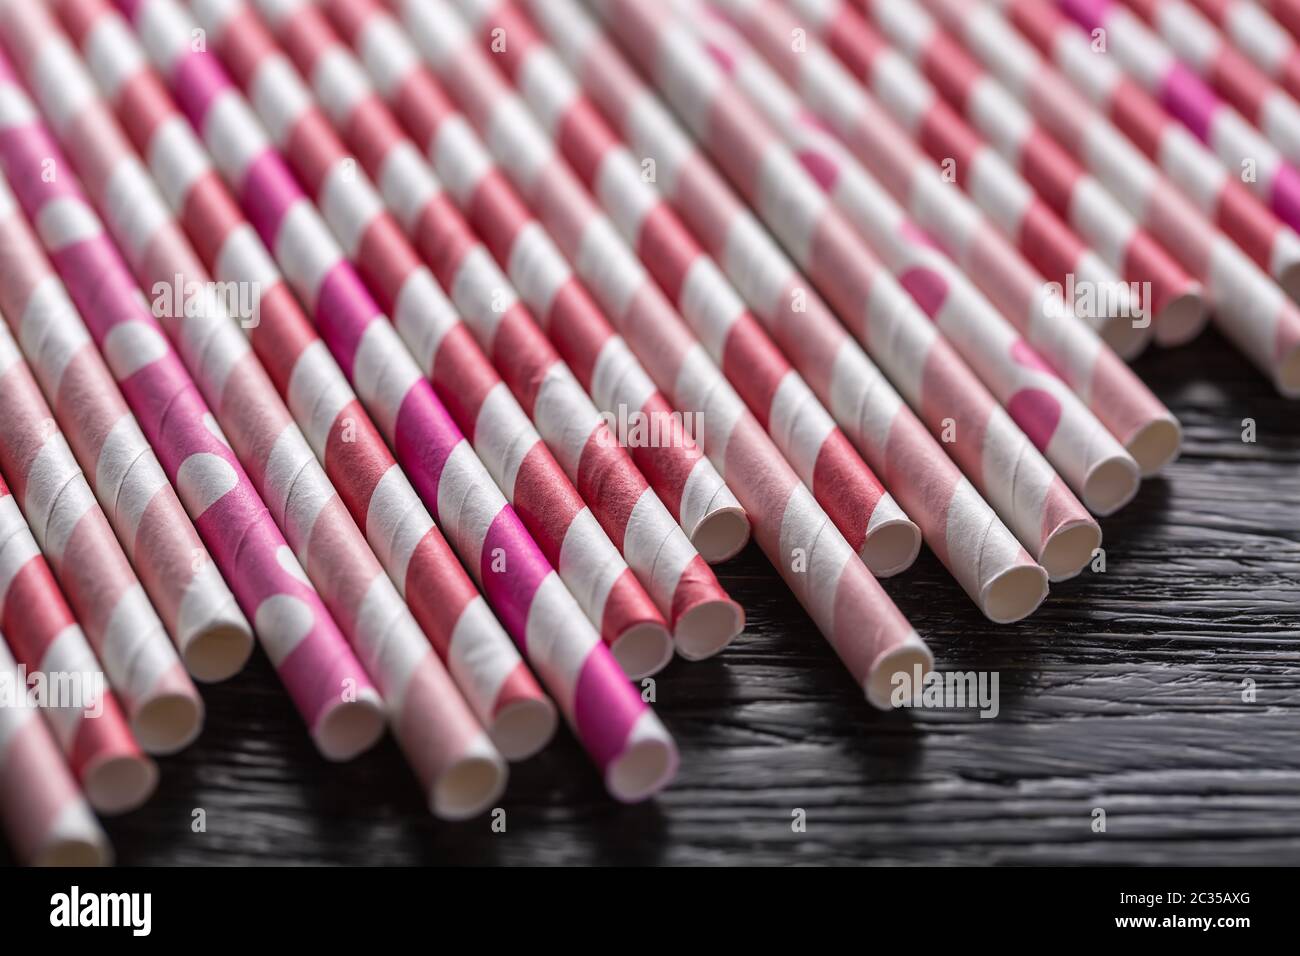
left=688, top=504, right=751, bottom=563
left=429, top=735, right=509, bottom=821
left=978, top=562, right=1050, bottom=624
left=604, top=710, right=679, bottom=803
left=34, top=833, right=114, bottom=867
left=671, top=598, right=745, bottom=663
left=1039, top=518, right=1103, bottom=583
left=1152, top=289, right=1210, bottom=348
left=83, top=752, right=160, bottom=816
left=311, top=690, right=387, bottom=762
left=612, top=622, right=675, bottom=678
left=131, top=687, right=206, bottom=756
left=488, top=695, right=559, bottom=761
left=864, top=634, right=935, bottom=711
left=1097, top=309, right=1155, bottom=361
left=860, top=515, right=922, bottom=578
left=1081, top=452, right=1141, bottom=517
left=1124, top=415, right=1183, bottom=478
left=181, top=618, right=255, bottom=683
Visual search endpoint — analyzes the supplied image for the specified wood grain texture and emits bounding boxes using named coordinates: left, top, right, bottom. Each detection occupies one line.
left=3, top=329, right=1298, bottom=866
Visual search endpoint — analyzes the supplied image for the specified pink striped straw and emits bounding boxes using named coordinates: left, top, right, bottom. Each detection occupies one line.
left=1258, top=0, right=1300, bottom=42
left=0, top=52, right=385, bottom=763
left=347, top=1, right=754, bottom=571
left=783, top=0, right=1151, bottom=358
left=709, top=0, right=1181, bottom=477
left=0, top=141, right=251, bottom=688
left=123, top=0, right=677, bottom=801
left=515, top=0, right=1052, bottom=612
left=217, top=0, right=743, bottom=673
left=0, top=432, right=155, bottom=815
left=11, top=2, right=507, bottom=817
left=441, top=0, right=919, bottom=578
left=0, top=639, right=113, bottom=866
left=999, top=0, right=1300, bottom=301
left=1186, top=0, right=1300, bottom=105
left=700, top=3, right=1134, bottom=539
left=923, top=1, right=1300, bottom=403
left=338, top=0, right=942, bottom=687
left=0, top=189, right=204, bottom=762
left=854, top=0, right=1209, bottom=348
left=1040, top=0, right=1300, bottom=239
left=54, top=0, right=554, bottom=761
left=583, top=1, right=1094, bottom=608
left=1123, top=0, right=1300, bottom=165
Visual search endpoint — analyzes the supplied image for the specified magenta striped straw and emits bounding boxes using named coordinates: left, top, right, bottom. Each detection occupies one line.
left=0, top=639, right=113, bottom=866
left=10, top=0, right=508, bottom=817
left=350, top=0, right=941, bottom=685
left=53, top=0, right=554, bottom=761
left=1257, top=0, right=1300, bottom=44
left=440, top=0, right=920, bottom=578
left=121, top=0, right=678, bottom=801
left=1184, top=0, right=1300, bottom=106
left=0, top=418, right=155, bottom=815
left=513, top=0, right=1051, bottom=616
left=217, top=0, right=745, bottom=673
left=923, top=0, right=1300, bottom=403
left=0, top=48, right=385, bottom=763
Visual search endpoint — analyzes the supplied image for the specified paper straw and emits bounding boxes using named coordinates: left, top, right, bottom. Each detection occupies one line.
left=921, top=2, right=1300, bottom=405
left=0, top=207, right=204, bottom=762
left=440, top=0, right=921, bottom=579
left=854, top=0, right=1208, bottom=348
left=0, top=150, right=249, bottom=688
left=0, top=52, right=384, bottom=764
left=1257, top=0, right=1300, bottom=42
left=1038, top=0, right=1300, bottom=240
left=1185, top=0, right=1300, bottom=105
left=515, top=0, right=1053, bottom=610
left=12, top=3, right=506, bottom=817
left=0, top=639, right=113, bottom=866
left=1122, top=0, right=1300, bottom=165
left=0, top=440, right=155, bottom=814
left=127, top=0, right=677, bottom=801
left=584, top=6, right=1089, bottom=605
left=53, top=0, right=553, bottom=761
left=215, top=0, right=741, bottom=674
left=708, top=0, right=1181, bottom=478
left=336, top=0, right=941, bottom=687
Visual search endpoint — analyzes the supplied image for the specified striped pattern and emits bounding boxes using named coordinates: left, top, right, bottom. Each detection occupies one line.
left=1185, top=0, right=1300, bottom=106
left=0, top=42, right=384, bottom=762
left=447, top=0, right=918, bottom=578
left=0, top=640, right=112, bottom=866
left=121, top=0, right=677, bottom=801
left=0, top=440, right=153, bottom=815
left=231, top=0, right=743, bottom=672
left=14, top=0, right=506, bottom=818
left=923, top=0, right=1300, bottom=405
left=56, top=0, right=553, bottom=768
left=856, top=0, right=1208, bottom=348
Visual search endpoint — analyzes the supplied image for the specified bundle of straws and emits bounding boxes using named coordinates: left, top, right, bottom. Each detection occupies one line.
left=0, top=0, right=1295, bottom=865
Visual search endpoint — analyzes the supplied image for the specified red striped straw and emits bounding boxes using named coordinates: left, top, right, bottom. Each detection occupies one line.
left=0, top=639, right=113, bottom=866
left=699, top=5, right=1133, bottom=541
left=219, top=0, right=743, bottom=673
left=785, top=0, right=1149, bottom=357
left=707, top=0, right=1181, bottom=477
left=54, top=0, right=554, bottom=761
left=515, top=0, right=1051, bottom=612
left=1000, top=0, right=1300, bottom=300
left=923, top=2, right=1300, bottom=405
left=10, top=2, right=508, bottom=818
left=439, top=0, right=919, bottom=578
left=1123, top=0, right=1300, bottom=165
left=1257, top=0, right=1300, bottom=42
left=0, top=191, right=205, bottom=763
left=0, top=431, right=155, bottom=814
left=0, top=53, right=385, bottom=763
left=342, top=0, right=941, bottom=690
left=1037, top=0, right=1300, bottom=240
left=854, top=0, right=1209, bottom=348
left=124, top=0, right=677, bottom=801
left=1185, top=0, right=1300, bottom=105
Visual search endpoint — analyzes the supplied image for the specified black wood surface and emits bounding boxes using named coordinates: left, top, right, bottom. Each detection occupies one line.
left=4, top=329, right=1298, bottom=866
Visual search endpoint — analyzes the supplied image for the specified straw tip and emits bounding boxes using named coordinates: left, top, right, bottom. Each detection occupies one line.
left=1098, top=311, right=1154, bottom=361
left=864, top=635, right=934, bottom=710
left=612, top=622, right=675, bottom=678
left=488, top=696, right=558, bottom=761
left=1124, top=415, right=1182, bottom=477
left=83, top=753, right=160, bottom=816
left=313, top=692, right=387, bottom=762
left=604, top=712, right=679, bottom=803
left=1039, top=519, right=1102, bottom=582
left=671, top=599, right=745, bottom=663
left=979, top=562, right=1049, bottom=624
left=1081, top=453, right=1141, bottom=516
left=182, top=620, right=255, bottom=683
left=689, top=505, right=751, bottom=564
left=1152, top=289, right=1209, bottom=347
left=34, top=836, right=114, bottom=868
left=429, top=744, right=509, bottom=821
left=132, top=691, right=206, bottom=755
left=860, top=516, right=922, bottom=577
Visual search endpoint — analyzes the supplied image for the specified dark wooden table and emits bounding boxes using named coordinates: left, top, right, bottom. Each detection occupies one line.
left=5, top=329, right=1298, bottom=866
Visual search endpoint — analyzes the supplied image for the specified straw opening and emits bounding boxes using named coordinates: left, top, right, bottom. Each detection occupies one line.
left=1098, top=312, right=1153, bottom=361
left=431, top=754, right=508, bottom=821
left=1039, top=521, right=1102, bottom=582
left=132, top=693, right=204, bottom=755
left=313, top=697, right=386, bottom=762
left=1125, top=417, right=1182, bottom=477
left=672, top=598, right=744, bottom=662
left=865, top=637, right=934, bottom=710
left=35, top=837, right=112, bottom=868
left=488, top=697, right=557, bottom=762
left=1152, top=291, right=1209, bottom=347
left=83, top=754, right=159, bottom=816
left=981, top=564, right=1049, bottom=624
left=606, top=735, right=677, bottom=803
left=1082, top=456, right=1141, bottom=516
left=860, top=517, right=922, bottom=578
left=689, top=506, right=751, bottom=563
left=183, top=622, right=254, bottom=683
left=611, top=622, right=674, bottom=678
